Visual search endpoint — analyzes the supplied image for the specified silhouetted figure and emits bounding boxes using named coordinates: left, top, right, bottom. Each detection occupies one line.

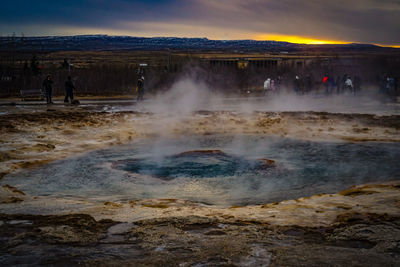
left=345, top=76, right=354, bottom=95
left=294, top=75, right=300, bottom=95
left=305, top=74, right=313, bottom=94
left=299, top=77, right=305, bottom=95
left=354, top=76, right=361, bottom=94
left=61, top=58, right=70, bottom=69
left=341, top=75, right=348, bottom=93
left=329, top=76, right=335, bottom=95
left=137, top=76, right=145, bottom=101
left=276, top=76, right=282, bottom=94
left=335, top=76, right=341, bottom=94
left=386, top=77, right=395, bottom=95
left=64, top=76, right=75, bottom=103
left=42, top=75, right=53, bottom=104
left=378, top=75, right=386, bottom=94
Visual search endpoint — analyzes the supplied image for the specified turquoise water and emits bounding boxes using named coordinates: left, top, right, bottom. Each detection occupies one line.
left=3, top=135, right=400, bottom=206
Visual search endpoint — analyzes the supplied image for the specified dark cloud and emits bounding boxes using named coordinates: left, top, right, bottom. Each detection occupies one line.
left=0, top=0, right=399, bottom=45
left=187, top=0, right=400, bottom=44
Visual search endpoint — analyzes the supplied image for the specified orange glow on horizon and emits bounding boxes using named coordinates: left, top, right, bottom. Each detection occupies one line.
left=255, top=34, right=400, bottom=48
left=255, top=34, right=350, bottom=45
left=380, top=45, right=400, bottom=48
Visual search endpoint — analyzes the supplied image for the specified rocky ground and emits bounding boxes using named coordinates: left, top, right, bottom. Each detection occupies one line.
left=1, top=185, right=400, bottom=266
left=1, top=104, right=400, bottom=266
left=1, top=106, right=399, bottom=178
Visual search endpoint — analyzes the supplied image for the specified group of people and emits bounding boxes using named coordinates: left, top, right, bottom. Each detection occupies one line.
left=42, top=75, right=145, bottom=104
left=289, top=74, right=361, bottom=95
left=263, top=74, right=361, bottom=96
left=42, top=75, right=75, bottom=104
left=321, top=74, right=360, bottom=95
left=263, top=76, right=282, bottom=95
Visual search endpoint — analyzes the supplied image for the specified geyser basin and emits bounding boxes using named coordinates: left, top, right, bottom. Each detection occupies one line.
left=3, top=135, right=400, bottom=206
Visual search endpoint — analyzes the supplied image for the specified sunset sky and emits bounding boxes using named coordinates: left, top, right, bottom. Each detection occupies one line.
left=0, top=0, right=399, bottom=46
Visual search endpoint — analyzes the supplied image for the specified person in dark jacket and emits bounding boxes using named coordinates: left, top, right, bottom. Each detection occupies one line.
left=329, top=76, right=336, bottom=95
left=335, top=76, right=341, bottom=94
left=136, top=76, right=145, bottom=101
left=294, top=75, right=300, bottom=95
left=305, top=74, right=313, bottom=94
left=42, top=75, right=53, bottom=104
left=64, top=76, right=75, bottom=103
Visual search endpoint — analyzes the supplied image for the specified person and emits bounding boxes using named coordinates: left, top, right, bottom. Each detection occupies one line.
left=385, top=77, right=391, bottom=94
left=329, top=76, right=336, bottom=95
left=64, top=76, right=75, bottom=103
left=322, top=74, right=329, bottom=95
left=341, top=74, right=348, bottom=93
left=276, top=76, right=282, bottom=94
left=345, top=76, right=354, bottom=95
left=335, top=76, right=341, bottom=94
left=294, top=75, right=300, bottom=95
left=305, top=74, right=312, bottom=94
left=387, top=77, right=395, bottom=95
left=270, top=79, right=276, bottom=93
left=264, top=78, right=271, bottom=96
left=42, top=75, right=53, bottom=104
left=354, top=75, right=361, bottom=93
left=136, top=76, right=145, bottom=101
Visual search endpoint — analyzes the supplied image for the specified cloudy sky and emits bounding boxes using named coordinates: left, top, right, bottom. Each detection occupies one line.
left=0, top=0, right=399, bottom=46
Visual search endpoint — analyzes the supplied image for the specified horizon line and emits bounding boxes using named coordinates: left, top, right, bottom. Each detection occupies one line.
left=1, top=33, right=399, bottom=48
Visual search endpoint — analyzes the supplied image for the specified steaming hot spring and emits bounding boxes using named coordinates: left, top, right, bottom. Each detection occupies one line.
left=1, top=84, right=400, bottom=210
left=1, top=84, right=400, bottom=265
left=3, top=134, right=400, bottom=206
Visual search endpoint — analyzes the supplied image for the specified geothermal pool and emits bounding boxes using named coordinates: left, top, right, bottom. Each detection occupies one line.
left=3, top=135, right=400, bottom=206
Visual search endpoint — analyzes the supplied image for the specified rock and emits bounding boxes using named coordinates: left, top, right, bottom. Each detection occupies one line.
left=2, top=184, right=25, bottom=195
left=0, top=212, right=400, bottom=266
left=0, top=172, right=8, bottom=180
left=32, top=143, right=56, bottom=151
left=258, top=158, right=276, bottom=166
left=0, top=197, right=24, bottom=204
left=204, top=229, right=227, bottom=235
left=103, top=201, right=123, bottom=208
left=339, top=187, right=379, bottom=197
left=9, top=220, right=33, bottom=225
left=141, top=203, right=169, bottom=209
left=39, top=225, right=97, bottom=244
left=107, top=223, right=135, bottom=235
left=0, top=151, right=12, bottom=162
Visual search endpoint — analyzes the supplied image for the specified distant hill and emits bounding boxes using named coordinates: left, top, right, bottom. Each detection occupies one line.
left=0, top=35, right=396, bottom=53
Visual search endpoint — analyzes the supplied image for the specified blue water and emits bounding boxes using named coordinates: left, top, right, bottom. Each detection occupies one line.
left=2, top=135, right=400, bottom=206
left=112, top=150, right=273, bottom=180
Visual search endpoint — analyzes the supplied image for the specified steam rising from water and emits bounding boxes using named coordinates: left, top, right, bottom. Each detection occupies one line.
left=135, top=78, right=399, bottom=115
left=3, top=136, right=400, bottom=206
left=1, top=78, right=398, bottom=207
